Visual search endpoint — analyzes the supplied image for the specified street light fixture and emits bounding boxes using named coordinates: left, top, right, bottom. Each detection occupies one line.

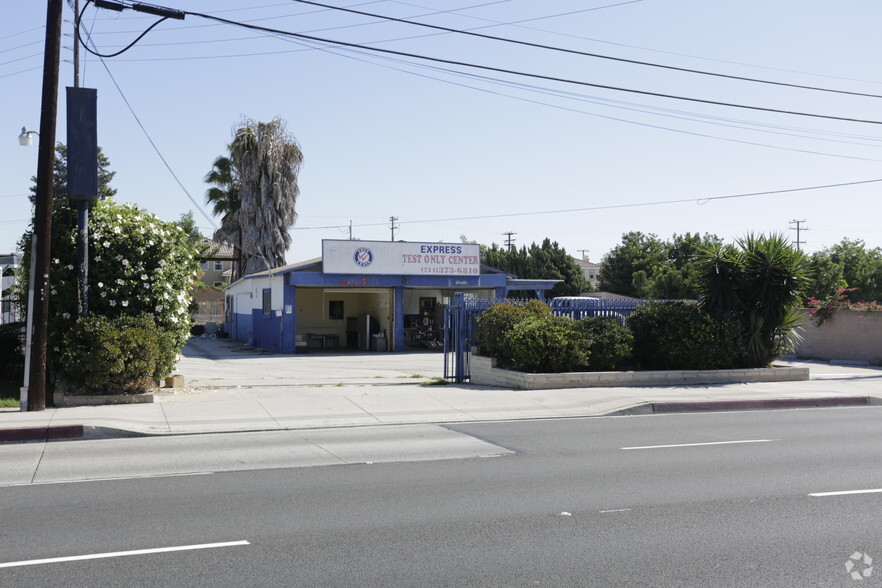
left=18, top=127, right=39, bottom=147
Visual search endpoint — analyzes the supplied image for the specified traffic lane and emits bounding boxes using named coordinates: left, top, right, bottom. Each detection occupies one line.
left=449, top=405, right=882, bottom=457
left=2, top=490, right=877, bottom=587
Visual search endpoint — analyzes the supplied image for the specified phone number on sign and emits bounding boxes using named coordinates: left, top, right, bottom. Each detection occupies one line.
left=420, top=266, right=480, bottom=274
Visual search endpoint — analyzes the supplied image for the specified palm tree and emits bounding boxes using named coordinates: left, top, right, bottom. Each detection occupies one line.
left=204, top=154, right=243, bottom=280
left=229, top=117, right=303, bottom=275
left=698, top=233, right=812, bottom=367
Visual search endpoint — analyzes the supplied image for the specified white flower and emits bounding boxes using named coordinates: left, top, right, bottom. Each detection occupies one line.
left=109, top=300, right=117, bottom=307
left=155, top=305, right=163, bottom=312
left=51, top=289, right=57, bottom=295
left=62, top=312, right=70, bottom=319
left=170, top=316, right=178, bottom=323
left=141, top=274, right=148, bottom=281
left=122, top=259, right=129, bottom=266
left=97, top=282, right=103, bottom=288
left=103, top=241, right=110, bottom=248
left=113, top=227, right=121, bottom=234
left=94, top=256, right=102, bottom=262
left=100, top=292, right=106, bottom=298
left=66, top=265, right=74, bottom=270
left=117, top=279, right=125, bottom=285
left=122, top=300, right=129, bottom=307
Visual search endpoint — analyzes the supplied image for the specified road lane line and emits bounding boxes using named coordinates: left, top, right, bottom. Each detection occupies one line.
left=599, top=509, right=632, bottom=513
left=809, top=488, right=882, bottom=497
left=621, top=439, right=778, bottom=450
left=0, top=540, right=250, bottom=569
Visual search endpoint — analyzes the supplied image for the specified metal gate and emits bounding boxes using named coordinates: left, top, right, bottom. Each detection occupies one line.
left=443, top=294, right=644, bottom=382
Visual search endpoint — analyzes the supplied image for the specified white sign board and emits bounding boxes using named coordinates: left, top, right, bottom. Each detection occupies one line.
left=322, top=240, right=481, bottom=276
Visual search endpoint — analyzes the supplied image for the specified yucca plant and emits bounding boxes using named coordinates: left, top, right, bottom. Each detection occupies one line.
left=698, top=233, right=812, bottom=367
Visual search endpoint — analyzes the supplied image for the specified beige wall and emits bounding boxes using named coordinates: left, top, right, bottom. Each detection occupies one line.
left=295, top=288, right=392, bottom=340
left=794, top=309, right=882, bottom=364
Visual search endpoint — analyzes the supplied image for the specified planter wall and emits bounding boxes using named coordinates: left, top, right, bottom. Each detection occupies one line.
left=469, top=354, right=809, bottom=390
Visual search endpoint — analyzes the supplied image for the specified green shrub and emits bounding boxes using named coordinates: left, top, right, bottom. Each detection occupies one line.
left=0, top=322, right=25, bottom=380
left=508, top=316, right=591, bottom=373
left=628, top=301, right=749, bottom=370
left=59, top=314, right=177, bottom=394
left=572, top=316, right=633, bottom=371
left=475, top=300, right=550, bottom=366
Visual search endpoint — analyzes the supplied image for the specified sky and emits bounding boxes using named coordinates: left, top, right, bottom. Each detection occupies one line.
left=3, top=0, right=882, bottom=265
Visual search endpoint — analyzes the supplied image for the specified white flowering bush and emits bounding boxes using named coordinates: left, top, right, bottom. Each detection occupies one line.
left=33, top=200, right=199, bottom=390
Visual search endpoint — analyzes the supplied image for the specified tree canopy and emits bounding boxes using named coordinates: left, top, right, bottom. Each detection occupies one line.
left=598, top=232, right=722, bottom=298
left=481, top=238, right=588, bottom=297
left=805, top=238, right=882, bottom=302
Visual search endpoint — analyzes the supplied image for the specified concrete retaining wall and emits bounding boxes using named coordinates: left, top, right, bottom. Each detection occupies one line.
left=469, top=354, right=809, bottom=390
left=794, top=309, right=882, bottom=365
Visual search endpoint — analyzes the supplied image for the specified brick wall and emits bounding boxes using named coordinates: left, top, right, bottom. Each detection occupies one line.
left=794, top=309, right=882, bottom=364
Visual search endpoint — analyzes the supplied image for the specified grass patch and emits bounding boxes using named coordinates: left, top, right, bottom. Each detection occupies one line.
left=0, top=380, right=20, bottom=408
left=419, top=377, right=451, bottom=386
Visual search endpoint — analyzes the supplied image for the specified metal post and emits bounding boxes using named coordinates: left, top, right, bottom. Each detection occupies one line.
left=77, top=201, right=89, bottom=317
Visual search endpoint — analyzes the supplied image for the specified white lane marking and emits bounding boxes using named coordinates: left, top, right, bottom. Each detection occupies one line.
left=599, top=509, right=632, bottom=513
left=0, top=540, right=249, bottom=569
left=621, top=439, right=778, bottom=450
left=809, top=488, right=882, bottom=497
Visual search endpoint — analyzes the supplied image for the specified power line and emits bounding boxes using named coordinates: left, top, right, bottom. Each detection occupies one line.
left=290, top=177, right=882, bottom=231
left=80, top=3, right=882, bottom=125
left=177, top=10, right=882, bottom=126
left=93, top=56, right=217, bottom=228
left=289, top=0, right=882, bottom=100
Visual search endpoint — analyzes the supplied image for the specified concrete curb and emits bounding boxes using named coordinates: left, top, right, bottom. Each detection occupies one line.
left=0, top=425, right=85, bottom=443
left=610, top=396, right=882, bottom=416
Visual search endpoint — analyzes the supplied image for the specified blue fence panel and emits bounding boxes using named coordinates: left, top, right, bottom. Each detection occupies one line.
left=444, top=295, right=644, bottom=382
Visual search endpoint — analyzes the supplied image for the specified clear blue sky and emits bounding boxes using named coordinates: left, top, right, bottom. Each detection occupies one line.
left=3, top=1, right=882, bottom=264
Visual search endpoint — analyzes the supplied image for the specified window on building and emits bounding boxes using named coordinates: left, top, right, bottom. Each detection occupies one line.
left=262, top=288, right=272, bottom=315
left=214, top=282, right=223, bottom=288
left=329, top=300, right=344, bottom=320
left=214, top=261, right=223, bottom=271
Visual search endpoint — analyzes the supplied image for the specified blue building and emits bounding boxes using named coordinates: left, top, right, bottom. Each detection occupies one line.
left=223, top=239, right=557, bottom=353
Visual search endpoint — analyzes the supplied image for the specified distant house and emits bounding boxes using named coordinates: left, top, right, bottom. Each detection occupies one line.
left=193, top=240, right=236, bottom=328
left=572, top=254, right=601, bottom=289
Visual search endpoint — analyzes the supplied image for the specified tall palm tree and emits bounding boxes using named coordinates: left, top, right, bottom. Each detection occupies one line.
left=229, top=117, right=303, bottom=275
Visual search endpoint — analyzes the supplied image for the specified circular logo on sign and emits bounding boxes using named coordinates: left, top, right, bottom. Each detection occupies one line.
left=353, top=247, right=374, bottom=267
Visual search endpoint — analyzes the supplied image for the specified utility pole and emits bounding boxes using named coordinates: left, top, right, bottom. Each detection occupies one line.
left=503, top=231, right=516, bottom=251
left=390, top=216, right=398, bottom=241
left=348, top=220, right=353, bottom=240
left=577, top=248, right=590, bottom=261
left=789, top=219, right=808, bottom=251
left=28, top=0, right=64, bottom=410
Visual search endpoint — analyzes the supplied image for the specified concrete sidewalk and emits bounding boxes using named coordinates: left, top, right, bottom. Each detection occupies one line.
left=2, top=337, right=881, bottom=441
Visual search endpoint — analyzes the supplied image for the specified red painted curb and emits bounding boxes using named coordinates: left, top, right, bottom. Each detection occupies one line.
left=0, top=425, right=85, bottom=442
left=651, top=397, right=870, bottom=413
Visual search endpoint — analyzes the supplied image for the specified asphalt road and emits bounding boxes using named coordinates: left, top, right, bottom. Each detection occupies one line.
left=3, top=407, right=882, bottom=586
